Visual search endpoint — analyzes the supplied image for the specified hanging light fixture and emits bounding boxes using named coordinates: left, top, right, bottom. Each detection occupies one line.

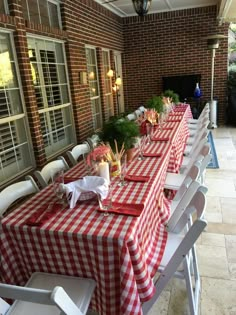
left=132, top=0, right=152, bottom=16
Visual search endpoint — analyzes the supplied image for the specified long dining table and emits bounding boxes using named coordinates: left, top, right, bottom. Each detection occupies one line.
left=0, top=104, right=191, bottom=315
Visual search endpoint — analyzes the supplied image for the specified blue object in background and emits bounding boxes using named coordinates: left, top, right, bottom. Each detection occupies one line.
left=193, top=82, right=202, bottom=98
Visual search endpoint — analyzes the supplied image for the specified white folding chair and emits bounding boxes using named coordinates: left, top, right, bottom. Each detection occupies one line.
left=0, top=272, right=96, bottom=315
left=138, top=106, right=147, bottom=113
left=0, top=176, right=39, bottom=216
left=84, top=134, right=100, bottom=150
left=143, top=189, right=207, bottom=315
left=168, top=179, right=201, bottom=219
left=66, top=143, right=90, bottom=166
left=186, top=125, right=209, bottom=146
left=167, top=185, right=208, bottom=233
left=127, top=113, right=137, bottom=121
left=34, top=158, right=69, bottom=189
left=188, top=116, right=210, bottom=137
left=134, top=109, right=142, bottom=119
left=180, top=139, right=209, bottom=170
left=184, top=129, right=209, bottom=156
left=164, top=160, right=201, bottom=191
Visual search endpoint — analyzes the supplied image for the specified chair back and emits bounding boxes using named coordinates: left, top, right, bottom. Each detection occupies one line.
left=171, top=186, right=207, bottom=233
left=0, top=284, right=84, bottom=315
left=189, top=129, right=209, bottom=156
left=84, top=134, right=100, bottom=150
left=134, top=109, right=142, bottom=118
left=127, top=113, right=137, bottom=121
left=0, top=176, right=39, bottom=216
left=167, top=180, right=202, bottom=232
left=67, top=143, right=90, bottom=166
left=138, top=106, right=147, bottom=113
left=174, top=162, right=201, bottom=202
left=34, top=159, right=69, bottom=188
left=183, top=143, right=210, bottom=175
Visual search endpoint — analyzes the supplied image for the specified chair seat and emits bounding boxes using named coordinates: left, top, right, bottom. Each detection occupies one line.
left=164, top=172, right=185, bottom=190
left=188, top=118, right=198, bottom=124
left=7, top=272, right=96, bottom=315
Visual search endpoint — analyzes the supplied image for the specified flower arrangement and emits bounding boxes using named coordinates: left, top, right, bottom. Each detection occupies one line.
left=86, top=144, right=111, bottom=166
left=145, top=109, right=158, bottom=124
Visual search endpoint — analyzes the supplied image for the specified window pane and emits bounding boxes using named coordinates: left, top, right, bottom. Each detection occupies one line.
left=21, top=0, right=29, bottom=20
left=39, top=0, right=50, bottom=26
left=28, top=0, right=40, bottom=24
left=0, top=0, right=6, bottom=13
left=0, top=119, right=32, bottom=182
left=86, top=47, right=102, bottom=130
left=48, top=1, right=60, bottom=28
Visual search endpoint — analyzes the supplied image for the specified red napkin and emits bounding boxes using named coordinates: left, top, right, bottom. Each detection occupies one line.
left=124, top=174, right=150, bottom=182
left=64, top=176, right=81, bottom=184
left=142, top=152, right=162, bottom=158
left=97, top=202, right=144, bottom=217
left=151, top=136, right=169, bottom=141
left=24, top=202, right=64, bottom=227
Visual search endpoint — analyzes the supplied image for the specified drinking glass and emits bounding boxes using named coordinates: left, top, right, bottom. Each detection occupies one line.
left=118, top=154, right=127, bottom=187
left=137, top=136, right=146, bottom=160
left=51, top=169, right=65, bottom=204
left=97, top=184, right=113, bottom=217
left=146, top=123, right=152, bottom=144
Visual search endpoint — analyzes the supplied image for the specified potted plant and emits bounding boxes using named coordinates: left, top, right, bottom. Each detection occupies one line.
left=163, top=89, right=180, bottom=104
left=146, top=95, right=164, bottom=113
left=99, top=116, right=140, bottom=161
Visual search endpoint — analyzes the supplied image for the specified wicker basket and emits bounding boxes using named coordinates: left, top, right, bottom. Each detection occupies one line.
left=79, top=191, right=97, bottom=201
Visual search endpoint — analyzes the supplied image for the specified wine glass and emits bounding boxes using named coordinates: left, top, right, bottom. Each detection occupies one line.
left=51, top=169, right=65, bottom=204
left=97, top=184, right=113, bottom=217
left=137, top=136, right=146, bottom=160
left=118, top=155, right=127, bottom=187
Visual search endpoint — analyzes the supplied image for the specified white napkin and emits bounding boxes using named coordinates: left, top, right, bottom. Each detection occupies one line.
left=63, top=176, right=109, bottom=209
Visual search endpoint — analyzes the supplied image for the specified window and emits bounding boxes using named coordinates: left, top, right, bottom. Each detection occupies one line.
left=102, top=50, right=114, bottom=118
left=0, top=32, right=33, bottom=184
left=28, top=36, right=75, bottom=157
left=0, top=0, right=8, bottom=14
left=22, top=0, right=61, bottom=29
left=86, top=47, right=102, bottom=131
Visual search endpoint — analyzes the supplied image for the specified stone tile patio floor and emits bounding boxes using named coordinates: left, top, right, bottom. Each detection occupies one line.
left=148, top=126, right=236, bottom=315
left=88, top=127, right=236, bottom=315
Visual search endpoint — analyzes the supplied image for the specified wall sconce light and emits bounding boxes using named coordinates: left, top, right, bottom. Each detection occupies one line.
left=115, top=76, right=122, bottom=86
left=107, top=69, right=114, bottom=78
left=88, top=71, right=95, bottom=80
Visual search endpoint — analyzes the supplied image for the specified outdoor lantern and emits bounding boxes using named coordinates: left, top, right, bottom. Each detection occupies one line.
left=132, top=0, right=152, bottom=16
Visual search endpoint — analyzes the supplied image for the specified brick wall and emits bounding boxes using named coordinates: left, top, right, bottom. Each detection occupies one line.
left=122, top=6, right=229, bottom=125
left=61, top=0, right=124, bottom=140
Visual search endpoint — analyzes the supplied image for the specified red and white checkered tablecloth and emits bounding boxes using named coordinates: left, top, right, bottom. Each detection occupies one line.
left=0, top=143, right=172, bottom=315
left=151, top=106, right=191, bottom=173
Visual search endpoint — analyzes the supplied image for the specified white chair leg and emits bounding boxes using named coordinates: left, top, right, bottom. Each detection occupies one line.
left=183, top=258, right=197, bottom=315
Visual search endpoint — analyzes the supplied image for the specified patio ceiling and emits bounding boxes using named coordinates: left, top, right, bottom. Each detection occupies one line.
left=95, top=0, right=236, bottom=23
